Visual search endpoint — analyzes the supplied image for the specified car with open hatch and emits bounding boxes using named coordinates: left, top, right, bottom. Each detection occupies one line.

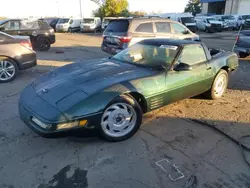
left=19, top=39, right=238, bottom=141
left=0, top=31, right=36, bottom=83
left=0, top=19, right=55, bottom=51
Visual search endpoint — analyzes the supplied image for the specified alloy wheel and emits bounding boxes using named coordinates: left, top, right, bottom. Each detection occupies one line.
left=101, top=103, right=137, bottom=138
left=0, top=60, right=15, bottom=81
left=214, top=74, right=227, bottom=97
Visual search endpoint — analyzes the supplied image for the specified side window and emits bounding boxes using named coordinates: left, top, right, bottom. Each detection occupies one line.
left=69, top=19, right=74, bottom=24
left=135, top=23, right=153, bottom=33
left=178, top=45, right=207, bottom=66
left=172, top=23, right=186, bottom=34
left=3, top=21, right=20, bottom=30
left=155, top=22, right=171, bottom=33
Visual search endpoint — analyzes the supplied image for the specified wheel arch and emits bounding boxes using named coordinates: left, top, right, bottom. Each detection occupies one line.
left=126, top=92, right=148, bottom=114
left=0, top=55, right=20, bottom=69
left=221, top=66, right=230, bottom=72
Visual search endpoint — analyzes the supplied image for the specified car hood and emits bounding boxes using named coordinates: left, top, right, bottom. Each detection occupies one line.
left=32, top=59, right=156, bottom=110
left=209, top=21, right=223, bottom=24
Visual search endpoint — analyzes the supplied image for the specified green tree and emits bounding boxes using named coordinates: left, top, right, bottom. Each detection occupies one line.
left=184, top=0, right=201, bottom=16
left=93, top=0, right=129, bottom=18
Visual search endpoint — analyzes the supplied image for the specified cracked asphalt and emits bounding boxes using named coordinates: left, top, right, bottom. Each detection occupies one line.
left=0, top=32, right=250, bottom=188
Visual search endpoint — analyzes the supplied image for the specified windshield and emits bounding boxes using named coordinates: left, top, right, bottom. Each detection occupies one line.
left=58, top=19, right=69, bottom=24
left=181, top=17, right=195, bottom=24
left=242, top=15, right=250, bottom=19
left=112, top=43, right=179, bottom=68
left=207, top=18, right=216, bottom=22
left=0, top=20, right=7, bottom=25
left=222, top=16, right=234, bottom=20
left=84, top=19, right=94, bottom=24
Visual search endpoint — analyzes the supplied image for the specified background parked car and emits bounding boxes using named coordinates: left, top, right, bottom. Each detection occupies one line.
left=213, top=15, right=237, bottom=30
left=234, top=30, right=250, bottom=58
left=242, top=15, right=250, bottom=29
left=150, top=13, right=197, bottom=33
left=80, top=17, right=101, bottom=32
left=39, top=18, right=60, bottom=32
left=195, top=16, right=223, bottom=32
left=0, top=19, right=55, bottom=51
left=232, top=15, right=245, bottom=29
left=56, top=18, right=81, bottom=33
left=0, top=31, right=36, bottom=83
left=102, top=17, right=200, bottom=55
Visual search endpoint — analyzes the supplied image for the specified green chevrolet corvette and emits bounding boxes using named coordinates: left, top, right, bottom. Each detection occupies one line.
left=19, top=39, right=238, bottom=141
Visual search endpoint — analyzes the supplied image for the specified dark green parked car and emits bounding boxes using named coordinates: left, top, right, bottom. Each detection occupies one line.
left=19, top=39, right=238, bottom=141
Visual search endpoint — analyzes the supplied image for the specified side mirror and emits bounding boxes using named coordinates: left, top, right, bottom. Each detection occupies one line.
left=182, top=30, right=189, bottom=34
left=174, top=63, right=192, bottom=71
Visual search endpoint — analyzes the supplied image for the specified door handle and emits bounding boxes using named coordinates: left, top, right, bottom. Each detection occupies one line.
left=206, top=67, right=212, bottom=70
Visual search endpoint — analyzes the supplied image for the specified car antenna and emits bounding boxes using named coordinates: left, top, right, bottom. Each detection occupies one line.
left=232, top=24, right=243, bottom=52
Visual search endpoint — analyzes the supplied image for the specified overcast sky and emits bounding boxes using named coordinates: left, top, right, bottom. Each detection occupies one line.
left=1, top=0, right=189, bottom=18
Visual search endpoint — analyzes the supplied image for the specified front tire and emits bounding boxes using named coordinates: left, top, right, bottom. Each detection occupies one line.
left=205, top=70, right=228, bottom=100
left=0, top=58, right=19, bottom=83
left=37, top=38, right=50, bottom=51
left=100, top=95, right=142, bottom=142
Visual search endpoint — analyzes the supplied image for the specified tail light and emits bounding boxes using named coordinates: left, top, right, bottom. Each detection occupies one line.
left=236, top=35, right=240, bottom=42
left=20, top=41, right=32, bottom=50
left=119, top=36, right=132, bottom=43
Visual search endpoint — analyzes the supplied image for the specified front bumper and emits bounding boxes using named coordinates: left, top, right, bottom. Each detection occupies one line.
left=81, top=27, right=96, bottom=32
left=19, top=99, right=102, bottom=138
left=56, top=27, right=68, bottom=32
left=49, top=35, right=56, bottom=44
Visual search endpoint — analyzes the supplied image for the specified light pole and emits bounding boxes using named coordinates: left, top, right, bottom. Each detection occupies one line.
left=56, top=1, right=59, bottom=17
left=79, top=0, right=83, bottom=18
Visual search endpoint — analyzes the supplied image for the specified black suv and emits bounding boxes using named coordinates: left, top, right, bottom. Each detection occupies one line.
left=0, top=19, right=55, bottom=51
left=38, top=18, right=60, bottom=32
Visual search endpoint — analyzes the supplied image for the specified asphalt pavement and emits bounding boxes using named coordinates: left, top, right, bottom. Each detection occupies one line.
left=0, top=32, right=249, bottom=188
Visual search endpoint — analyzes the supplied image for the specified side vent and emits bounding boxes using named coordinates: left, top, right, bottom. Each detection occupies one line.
left=150, top=96, right=164, bottom=110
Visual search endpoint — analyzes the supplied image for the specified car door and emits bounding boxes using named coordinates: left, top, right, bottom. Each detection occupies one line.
left=1, top=20, right=21, bottom=35
left=154, top=21, right=175, bottom=39
left=171, top=22, right=193, bottom=40
left=164, top=44, right=213, bottom=104
left=130, top=22, right=155, bottom=46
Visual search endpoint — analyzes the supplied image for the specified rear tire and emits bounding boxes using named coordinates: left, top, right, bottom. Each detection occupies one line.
left=99, top=95, right=143, bottom=142
left=37, top=38, right=50, bottom=51
left=204, top=70, right=228, bottom=100
left=0, top=57, right=19, bottom=83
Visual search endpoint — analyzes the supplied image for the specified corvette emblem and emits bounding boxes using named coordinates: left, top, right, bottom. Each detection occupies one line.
left=41, top=88, right=48, bottom=94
